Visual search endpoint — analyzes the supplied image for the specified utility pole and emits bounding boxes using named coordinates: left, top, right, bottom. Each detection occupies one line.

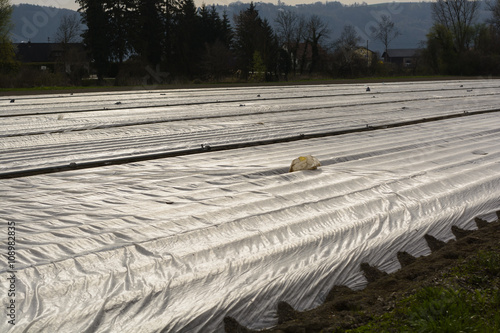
left=366, top=40, right=369, bottom=67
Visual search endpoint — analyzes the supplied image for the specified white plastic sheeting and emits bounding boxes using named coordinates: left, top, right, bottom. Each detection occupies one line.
left=1, top=80, right=500, bottom=333
left=1, top=80, right=500, bottom=174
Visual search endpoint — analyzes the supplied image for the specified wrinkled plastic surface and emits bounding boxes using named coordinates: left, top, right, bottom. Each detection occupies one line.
left=2, top=80, right=500, bottom=174
left=1, top=81, right=500, bottom=333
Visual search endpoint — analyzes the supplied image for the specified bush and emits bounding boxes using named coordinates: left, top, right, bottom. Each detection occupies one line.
left=0, top=67, right=69, bottom=88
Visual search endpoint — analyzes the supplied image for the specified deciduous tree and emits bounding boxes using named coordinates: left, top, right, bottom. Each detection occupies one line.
left=0, top=0, right=12, bottom=38
left=0, top=0, right=18, bottom=74
left=334, top=24, right=362, bottom=77
left=55, top=13, right=82, bottom=44
left=423, top=23, right=457, bottom=74
left=275, top=10, right=297, bottom=73
left=432, top=0, right=480, bottom=54
left=305, top=15, right=329, bottom=73
left=488, top=0, right=500, bottom=31
left=370, top=14, right=400, bottom=61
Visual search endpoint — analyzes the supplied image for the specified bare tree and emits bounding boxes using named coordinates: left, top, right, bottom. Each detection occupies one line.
left=55, top=13, right=82, bottom=44
left=294, top=15, right=307, bottom=74
left=334, top=24, right=362, bottom=76
left=432, top=0, right=480, bottom=54
left=488, top=0, right=500, bottom=30
left=370, top=15, right=400, bottom=61
left=274, top=9, right=306, bottom=75
left=275, top=9, right=298, bottom=47
left=306, top=14, right=329, bottom=73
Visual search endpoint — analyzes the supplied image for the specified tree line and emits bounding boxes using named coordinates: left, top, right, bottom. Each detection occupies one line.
left=421, top=0, right=500, bottom=76
left=75, top=0, right=341, bottom=83
left=74, top=0, right=394, bottom=83
left=75, top=0, right=500, bottom=81
left=1, top=0, right=500, bottom=87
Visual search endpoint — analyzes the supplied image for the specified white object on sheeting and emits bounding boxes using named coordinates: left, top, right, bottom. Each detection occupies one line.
left=289, top=155, right=321, bottom=172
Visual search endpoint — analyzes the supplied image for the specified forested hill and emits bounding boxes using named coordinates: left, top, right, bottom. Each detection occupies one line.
left=10, top=4, right=83, bottom=43
left=10, top=1, right=492, bottom=53
left=219, top=1, right=435, bottom=51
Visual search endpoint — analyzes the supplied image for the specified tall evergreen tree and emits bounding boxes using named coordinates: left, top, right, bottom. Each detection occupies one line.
left=105, top=0, right=133, bottom=63
left=132, top=0, right=164, bottom=67
left=155, top=0, right=178, bottom=74
left=234, top=3, right=260, bottom=79
left=260, top=19, right=280, bottom=80
left=77, top=0, right=112, bottom=81
left=220, top=10, right=233, bottom=48
left=234, top=2, right=278, bottom=80
left=200, top=7, right=234, bottom=80
left=198, top=4, right=223, bottom=45
left=172, top=0, right=201, bottom=78
left=75, top=0, right=235, bottom=82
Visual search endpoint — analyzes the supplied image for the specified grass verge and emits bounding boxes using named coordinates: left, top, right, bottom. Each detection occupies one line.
left=350, top=250, right=500, bottom=333
left=1, top=75, right=491, bottom=96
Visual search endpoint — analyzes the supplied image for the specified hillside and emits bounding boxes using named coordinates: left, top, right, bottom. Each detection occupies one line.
left=218, top=0, right=494, bottom=52
left=10, top=4, right=83, bottom=43
left=219, top=1, right=434, bottom=52
left=10, top=1, right=493, bottom=53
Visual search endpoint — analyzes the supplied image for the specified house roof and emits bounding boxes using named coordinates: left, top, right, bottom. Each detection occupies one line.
left=295, top=42, right=328, bottom=60
left=383, top=48, right=420, bottom=58
left=14, top=42, right=85, bottom=63
left=356, top=47, right=375, bottom=54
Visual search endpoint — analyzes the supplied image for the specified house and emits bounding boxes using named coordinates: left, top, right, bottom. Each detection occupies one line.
left=382, top=49, right=420, bottom=67
left=15, top=42, right=89, bottom=73
left=291, top=42, right=329, bottom=73
left=354, top=47, right=376, bottom=66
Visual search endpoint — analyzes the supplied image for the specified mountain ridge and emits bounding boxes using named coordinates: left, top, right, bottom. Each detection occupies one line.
left=9, top=1, right=493, bottom=53
left=11, top=4, right=83, bottom=43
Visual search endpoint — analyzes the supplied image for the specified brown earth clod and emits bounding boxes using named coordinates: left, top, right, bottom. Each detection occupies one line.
left=451, top=225, right=475, bottom=239
left=277, top=302, right=298, bottom=324
left=360, top=263, right=389, bottom=283
left=424, top=233, right=447, bottom=252
left=475, top=217, right=489, bottom=229
left=397, top=251, right=417, bottom=268
left=223, top=316, right=254, bottom=333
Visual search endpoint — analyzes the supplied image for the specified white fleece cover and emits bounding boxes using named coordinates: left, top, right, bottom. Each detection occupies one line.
left=1, top=80, right=500, bottom=332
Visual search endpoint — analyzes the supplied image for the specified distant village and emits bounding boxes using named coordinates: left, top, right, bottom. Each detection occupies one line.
left=1, top=0, right=499, bottom=88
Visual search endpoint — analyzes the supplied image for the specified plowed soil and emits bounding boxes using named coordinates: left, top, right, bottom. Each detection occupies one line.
left=224, top=215, right=500, bottom=333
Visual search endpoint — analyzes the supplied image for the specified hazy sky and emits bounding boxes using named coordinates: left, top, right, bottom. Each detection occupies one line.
left=11, top=0, right=393, bottom=11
